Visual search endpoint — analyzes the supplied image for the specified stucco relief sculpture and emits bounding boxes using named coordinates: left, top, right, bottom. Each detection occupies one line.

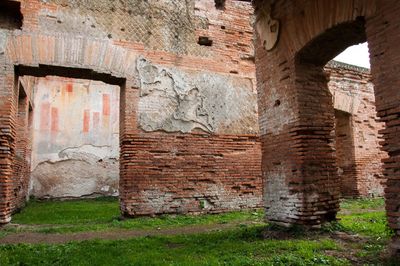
left=255, top=4, right=279, bottom=51
left=137, top=57, right=213, bottom=133
left=137, top=57, right=258, bottom=134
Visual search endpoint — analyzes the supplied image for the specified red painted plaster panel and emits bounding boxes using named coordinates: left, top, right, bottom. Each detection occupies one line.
left=83, top=109, right=90, bottom=133
left=103, top=94, right=110, bottom=116
left=51, top=107, right=58, bottom=132
left=39, top=102, right=50, bottom=131
left=66, top=83, right=73, bottom=93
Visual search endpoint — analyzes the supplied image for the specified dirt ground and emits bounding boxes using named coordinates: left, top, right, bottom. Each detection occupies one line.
left=0, top=221, right=254, bottom=244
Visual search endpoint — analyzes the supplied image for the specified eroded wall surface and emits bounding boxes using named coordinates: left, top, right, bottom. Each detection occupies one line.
left=326, top=62, right=386, bottom=198
left=11, top=76, right=35, bottom=211
left=2, top=0, right=262, bottom=214
left=30, top=76, right=120, bottom=198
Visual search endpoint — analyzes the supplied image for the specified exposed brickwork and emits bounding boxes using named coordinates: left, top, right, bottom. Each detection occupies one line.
left=0, top=0, right=262, bottom=223
left=0, top=71, right=16, bottom=223
left=326, top=62, right=386, bottom=198
left=120, top=133, right=262, bottom=215
left=334, top=110, right=357, bottom=197
left=365, top=0, right=400, bottom=253
left=254, top=0, right=400, bottom=252
left=12, top=83, right=30, bottom=211
left=1, top=1, right=398, bottom=256
left=19, top=0, right=256, bottom=78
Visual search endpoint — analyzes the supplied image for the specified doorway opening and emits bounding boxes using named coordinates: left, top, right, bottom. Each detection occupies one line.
left=29, top=75, right=120, bottom=199
left=325, top=44, right=386, bottom=199
left=10, top=65, right=125, bottom=215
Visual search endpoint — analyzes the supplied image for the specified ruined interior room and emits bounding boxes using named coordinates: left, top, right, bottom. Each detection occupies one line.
left=0, top=0, right=399, bottom=262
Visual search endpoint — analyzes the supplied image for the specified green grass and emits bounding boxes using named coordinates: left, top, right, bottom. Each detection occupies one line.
left=0, top=226, right=347, bottom=266
left=7, top=198, right=264, bottom=234
left=0, top=198, right=397, bottom=265
left=340, top=198, right=385, bottom=212
left=338, top=211, right=392, bottom=238
left=337, top=197, right=393, bottom=238
left=12, top=197, right=119, bottom=225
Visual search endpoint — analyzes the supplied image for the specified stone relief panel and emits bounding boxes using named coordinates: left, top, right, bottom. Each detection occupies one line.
left=137, top=57, right=258, bottom=135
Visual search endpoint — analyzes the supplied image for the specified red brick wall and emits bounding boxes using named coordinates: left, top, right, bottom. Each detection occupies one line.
left=326, top=62, right=386, bottom=198
left=12, top=88, right=30, bottom=211
left=120, top=133, right=262, bottom=215
left=254, top=0, right=400, bottom=252
left=334, top=110, right=357, bottom=197
left=365, top=0, right=400, bottom=252
left=254, top=0, right=378, bottom=226
left=0, top=0, right=262, bottom=223
left=0, top=70, right=16, bottom=223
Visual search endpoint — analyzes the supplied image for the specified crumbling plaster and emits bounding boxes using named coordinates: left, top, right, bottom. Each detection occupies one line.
left=137, top=57, right=258, bottom=134
left=30, top=76, right=120, bottom=198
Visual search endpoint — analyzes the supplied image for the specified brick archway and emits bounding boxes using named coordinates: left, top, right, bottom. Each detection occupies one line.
left=254, top=0, right=400, bottom=251
left=0, top=32, right=139, bottom=223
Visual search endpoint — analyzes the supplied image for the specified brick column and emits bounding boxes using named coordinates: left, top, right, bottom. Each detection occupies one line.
left=119, top=79, right=140, bottom=216
left=0, top=66, right=16, bottom=224
left=12, top=88, right=30, bottom=211
left=366, top=0, right=400, bottom=255
left=259, top=60, right=339, bottom=226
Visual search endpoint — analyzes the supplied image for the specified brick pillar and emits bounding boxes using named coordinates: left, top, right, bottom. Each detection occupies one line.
left=119, top=79, right=140, bottom=216
left=12, top=88, right=30, bottom=211
left=366, top=0, right=400, bottom=255
left=0, top=66, right=16, bottom=224
left=258, top=54, right=340, bottom=226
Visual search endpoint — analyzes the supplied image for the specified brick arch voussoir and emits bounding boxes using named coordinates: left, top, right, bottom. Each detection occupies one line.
left=5, top=32, right=138, bottom=79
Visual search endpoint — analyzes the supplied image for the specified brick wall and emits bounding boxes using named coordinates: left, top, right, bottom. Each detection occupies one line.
left=254, top=0, right=380, bottom=227
left=254, top=0, right=400, bottom=253
left=326, top=62, right=386, bottom=198
left=0, top=0, right=392, bottom=227
left=0, top=0, right=263, bottom=223
left=12, top=84, right=30, bottom=211
left=365, top=0, right=400, bottom=253
left=0, top=64, right=17, bottom=223
left=120, top=133, right=262, bottom=216
left=334, top=110, right=357, bottom=197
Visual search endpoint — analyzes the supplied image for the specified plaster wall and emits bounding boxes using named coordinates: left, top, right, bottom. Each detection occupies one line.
left=30, top=76, right=120, bottom=198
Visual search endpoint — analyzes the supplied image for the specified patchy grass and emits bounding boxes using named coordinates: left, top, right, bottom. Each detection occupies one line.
left=7, top=198, right=264, bottom=234
left=338, top=211, right=392, bottom=238
left=0, top=198, right=397, bottom=265
left=12, top=197, right=119, bottom=225
left=340, top=197, right=385, bottom=212
left=338, top=197, right=393, bottom=238
left=0, top=226, right=348, bottom=266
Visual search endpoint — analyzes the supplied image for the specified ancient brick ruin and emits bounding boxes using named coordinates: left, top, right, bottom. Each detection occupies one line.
left=253, top=0, right=400, bottom=253
left=0, top=0, right=399, bottom=254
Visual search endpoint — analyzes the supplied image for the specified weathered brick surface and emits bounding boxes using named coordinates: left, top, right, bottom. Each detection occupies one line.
left=326, top=62, right=386, bottom=198
left=254, top=0, right=400, bottom=251
left=0, top=71, right=15, bottom=223
left=12, top=83, right=31, bottom=211
left=365, top=0, right=400, bottom=253
left=1, top=2, right=398, bottom=257
left=0, top=0, right=262, bottom=223
left=120, top=133, right=262, bottom=215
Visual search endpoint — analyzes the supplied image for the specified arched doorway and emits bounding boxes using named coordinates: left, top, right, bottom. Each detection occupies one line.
left=254, top=0, right=400, bottom=253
